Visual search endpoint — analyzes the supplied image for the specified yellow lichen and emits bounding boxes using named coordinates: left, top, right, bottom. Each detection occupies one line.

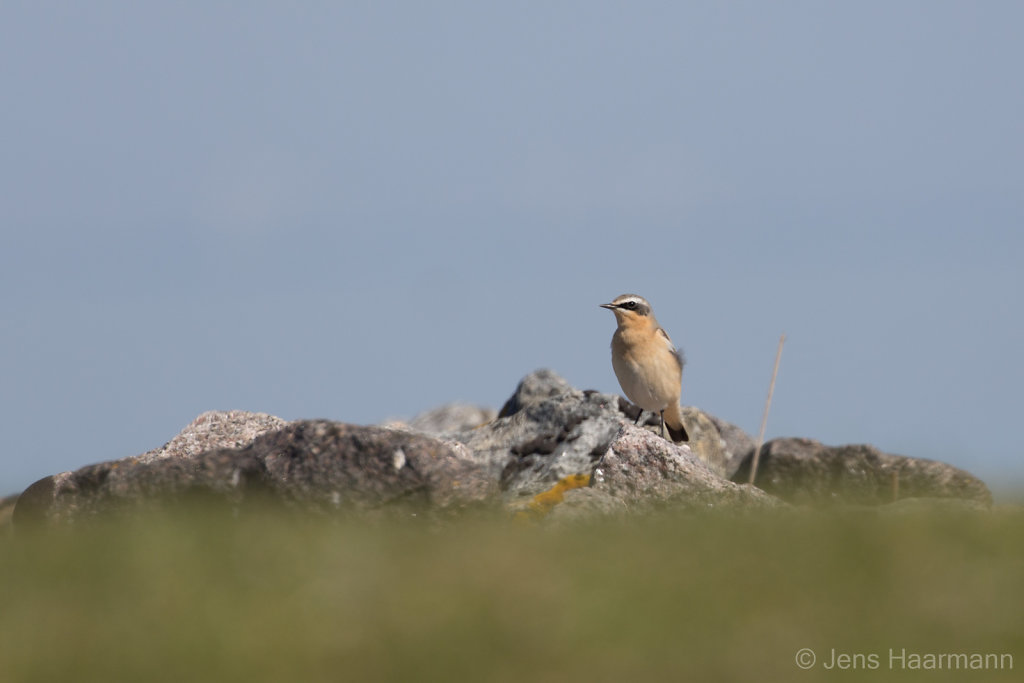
left=515, top=473, right=591, bottom=520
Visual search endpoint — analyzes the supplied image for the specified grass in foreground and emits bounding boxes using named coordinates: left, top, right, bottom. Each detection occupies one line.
left=1, top=504, right=1022, bottom=682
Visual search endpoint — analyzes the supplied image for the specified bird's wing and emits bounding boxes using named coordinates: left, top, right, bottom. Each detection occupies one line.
left=656, top=326, right=685, bottom=370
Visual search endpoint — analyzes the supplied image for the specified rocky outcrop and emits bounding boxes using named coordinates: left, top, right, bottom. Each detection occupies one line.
left=9, top=369, right=993, bottom=526
left=14, top=422, right=497, bottom=525
left=731, top=438, right=992, bottom=506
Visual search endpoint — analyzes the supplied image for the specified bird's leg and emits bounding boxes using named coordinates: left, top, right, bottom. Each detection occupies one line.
left=634, top=410, right=644, bottom=425
left=659, top=410, right=666, bottom=438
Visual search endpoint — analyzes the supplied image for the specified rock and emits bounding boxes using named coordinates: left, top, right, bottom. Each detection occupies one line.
left=707, top=414, right=757, bottom=478
left=677, top=406, right=728, bottom=477
left=14, top=420, right=497, bottom=524
left=454, top=369, right=726, bottom=495
left=383, top=403, right=496, bottom=435
left=472, top=369, right=730, bottom=490
left=254, top=421, right=496, bottom=511
left=610, top=403, right=730, bottom=477
left=511, top=473, right=595, bottom=520
left=135, top=410, right=289, bottom=464
left=457, top=382, right=624, bottom=500
left=11, top=477, right=58, bottom=527
left=13, top=410, right=289, bottom=526
left=732, top=438, right=992, bottom=506
left=14, top=441, right=278, bottom=525
left=591, top=425, right=781, bottom=512
left=497, top=368, right=576, bottom=417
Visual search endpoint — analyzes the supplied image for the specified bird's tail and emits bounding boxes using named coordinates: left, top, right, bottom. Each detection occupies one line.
left=663, top=402, right=689, bottom=443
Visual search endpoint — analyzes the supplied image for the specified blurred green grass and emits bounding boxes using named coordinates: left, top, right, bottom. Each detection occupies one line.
left=2, top=505, right=1022, bottom=682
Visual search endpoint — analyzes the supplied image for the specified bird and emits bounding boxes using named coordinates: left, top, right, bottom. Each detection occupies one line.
left=600, top=293, right=689, bottom=442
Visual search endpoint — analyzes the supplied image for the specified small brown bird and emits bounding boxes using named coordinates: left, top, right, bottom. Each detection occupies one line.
left=600, top=294, right=689, bottom=442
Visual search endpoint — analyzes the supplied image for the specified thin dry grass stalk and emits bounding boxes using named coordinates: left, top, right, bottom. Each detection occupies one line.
left=749, top=334, right=785, bottom=485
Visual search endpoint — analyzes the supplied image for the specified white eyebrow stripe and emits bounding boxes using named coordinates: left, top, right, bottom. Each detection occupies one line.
left=612, top=294, right=650, bottom=309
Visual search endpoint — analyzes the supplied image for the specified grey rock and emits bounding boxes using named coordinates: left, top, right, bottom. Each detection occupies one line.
left=678, top=406, right=728, bottom=477
left=732, top=437, right=992, bottom=506
left=498, top=368, right=576, bottom=417
left=707, top=414, right=757, bottom=478
left=384, top=403, right=496, bottom=435
left=617, top=405, right=730, bottom=478
left=14, top=420, right=497, bottom=524
left=13, top=410, right=289, bottom=526
left=137, top=410, right=289, bottom=464
left=254, top=421, right=496, bottom=510
left=14, top=450, right=264, bottom=525
left=597, top=386, right=729, bottom=477
left=472, top=370, right=730, bottom=492
left=456, top=382, right=624, bottom=500
left=591, top=425, right=781, bottom=512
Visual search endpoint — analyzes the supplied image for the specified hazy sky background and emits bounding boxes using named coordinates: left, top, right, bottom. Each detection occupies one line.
left=2, top=2, right=1022, bottom=497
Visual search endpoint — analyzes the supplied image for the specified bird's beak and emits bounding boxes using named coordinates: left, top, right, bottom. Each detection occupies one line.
left=600, top=303, right=617, bottom=310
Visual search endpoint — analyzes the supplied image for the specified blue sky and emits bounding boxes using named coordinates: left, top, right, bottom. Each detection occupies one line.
left=2, top=2, right=1022, bottom=497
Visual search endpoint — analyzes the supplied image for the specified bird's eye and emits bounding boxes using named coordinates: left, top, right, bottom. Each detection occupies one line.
left=623, top=301, right=636, bottom=309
